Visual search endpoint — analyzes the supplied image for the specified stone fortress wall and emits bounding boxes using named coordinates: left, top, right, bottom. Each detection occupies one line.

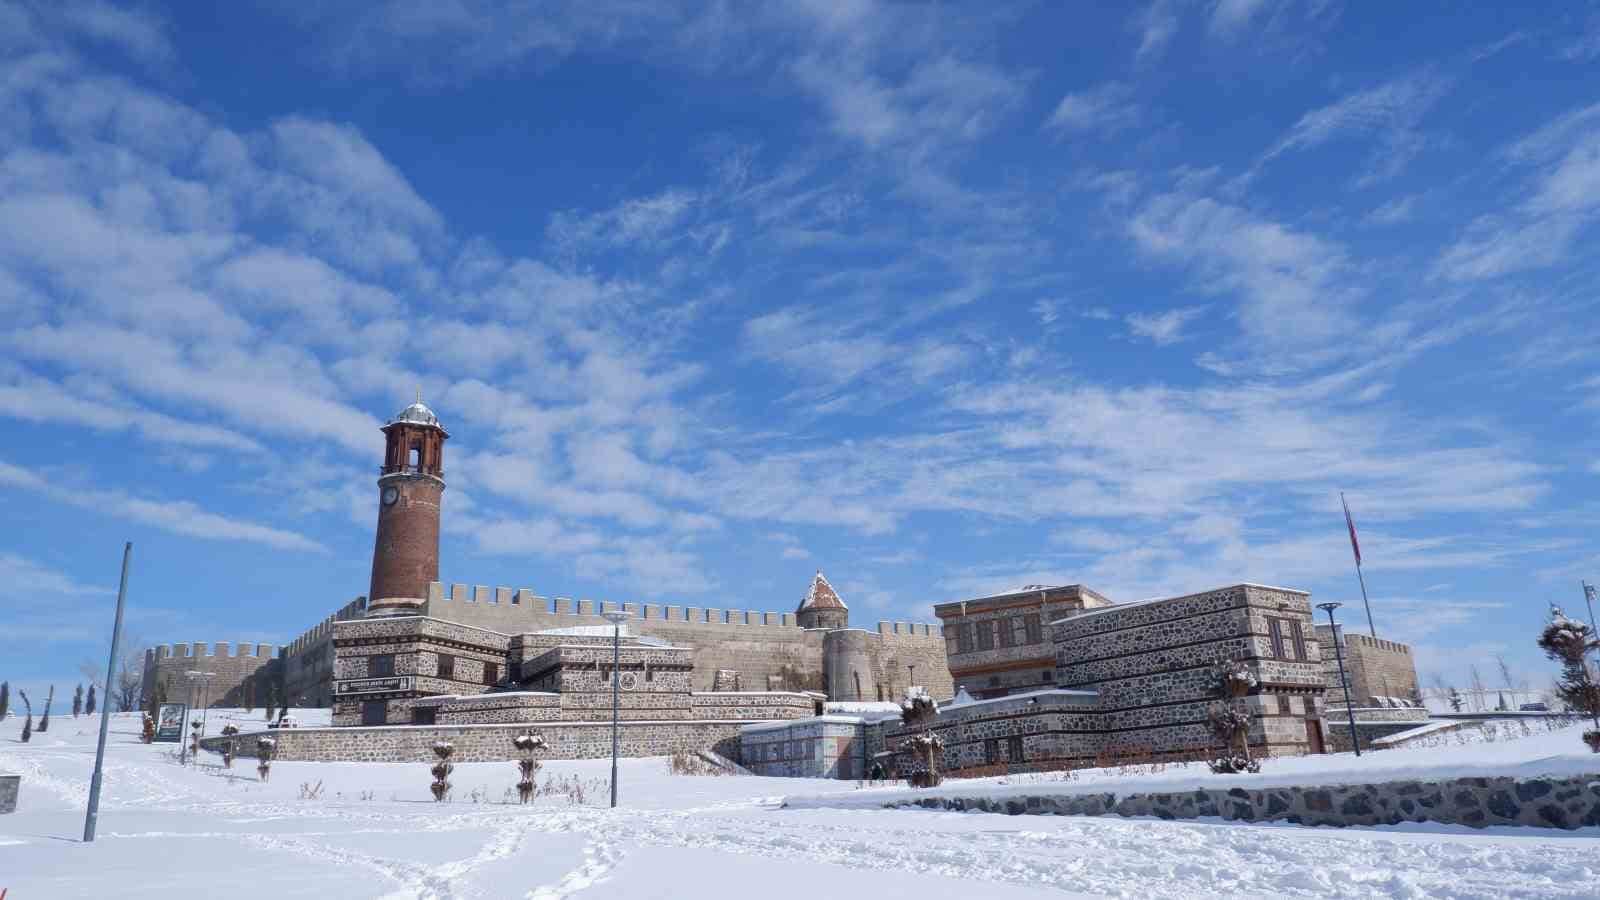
left=1314, top=624, right=1421, bottom=707
left=142, top=641, right=280, bottom=709
left=420, top=581, right=952, bottom=701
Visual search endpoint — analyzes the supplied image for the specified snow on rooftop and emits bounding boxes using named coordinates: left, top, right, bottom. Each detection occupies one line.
left=533, top=624, right=633, bottom=638
left=799, top=570, right=847, bottom=611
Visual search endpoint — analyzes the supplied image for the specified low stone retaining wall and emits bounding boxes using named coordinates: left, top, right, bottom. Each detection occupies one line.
left=873, top=773, right=1600, bottom=830
left=0, top=774, right=18, bottom=814
left=199, top=719, right=751, bottom=763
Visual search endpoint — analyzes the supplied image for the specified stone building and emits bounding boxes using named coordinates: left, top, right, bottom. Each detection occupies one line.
left=145, top=400, right=951, bottom=710
left=934, top=585, right=1111, bottom=699
left=744, top=582, right=1334, bottom=777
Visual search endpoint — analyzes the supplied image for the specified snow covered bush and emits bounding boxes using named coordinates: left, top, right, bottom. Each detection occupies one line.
left=219, top=725, right=240, bottom=768
left=256, top=737, right=275, bottom=782
left=140, top=711, right=155, bottom=743
left=18, top=689, right=32, bottom=743
left=1205, top=658, right=1261, bottom=774
left=1536, top=606, right=1600, bottom=751
left=512, top=732, right=545, bottom=803
left=431, top=740, right=455, bottom=802
left=900, top=686, right=944, bottom=787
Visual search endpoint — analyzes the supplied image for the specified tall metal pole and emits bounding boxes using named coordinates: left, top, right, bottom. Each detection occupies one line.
left=1319, top=602, right=1361, bottom=757
left=610, top=623, right=620, bottom=808
left=179, top=676, right=195, bottom=765
left=601, top=609, right=629, bottom=809
left=84, top=542, right=132, bottom=843
left=197, top=674, right=213, bottom=746
left=1582, top=581, right=1598, bottom=638
left=1355, top=563, right=1376, bottom=638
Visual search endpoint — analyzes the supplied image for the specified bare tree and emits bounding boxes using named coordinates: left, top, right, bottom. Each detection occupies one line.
left=114, top=643, right=146, bottom=713
left=1468, top=664, right=1487, bottom=712
left=1494, top=654, right=1518, bottom=693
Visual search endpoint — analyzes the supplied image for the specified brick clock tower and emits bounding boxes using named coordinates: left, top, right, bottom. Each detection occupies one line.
left=366, top=399, right=448, bottom=618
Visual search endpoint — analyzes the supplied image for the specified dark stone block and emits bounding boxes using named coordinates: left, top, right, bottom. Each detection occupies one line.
left=1395, top=782, right=1423, bottom=796
left=1228, top=787, right=1249, bottom=799
left=1453, top=790, right=1478, bottom=807
left=1461, top=809, right=1486, bottom=826
left=1340, top=794, right=1374, bottom=816
left=1399, top=798, right=1415, bottom=815
left=1006, top=800, right=1026, bottom=816
left=1538, top=805, right=1569, bottom=829
left=1485, top=791, right=1519, bottom=820
left=1230, top=800, right=1253, bottom=820
left=1515, top=780, right=1552, bottom=802
left=1304, top=790, right=1332, bottom=812
left=1266, top=793, right=1291, bottom=816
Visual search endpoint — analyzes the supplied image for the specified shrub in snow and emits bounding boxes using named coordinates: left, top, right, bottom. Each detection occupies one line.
left=1205, top=658, right=1261, bottom=774
left=140, top=711, right=155, bottom=743
left=86, top=684, right=96, bottom=715
left=256, top=738, right=275, bottom=782
left=1536, top=606, right=1600, bottom=750
left=431, top=740, right=455, bottom=802
left=18, top=689, right=32, bottom=743
left=220, top=725, right=240, bottom=768
left=189, top=718, right=202, bottom=757
left=513, top=732, right=545, bottom=804
left=900, top=686, right=944, bottom=788
left=0, top=681, right=8, bottom=720
left=38, top=685, right=52, bottom=733
left=73, top=684, right=83, bottom=718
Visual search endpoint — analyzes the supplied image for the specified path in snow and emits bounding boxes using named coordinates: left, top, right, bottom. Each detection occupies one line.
left=2, top=712, right=1598, bottom=899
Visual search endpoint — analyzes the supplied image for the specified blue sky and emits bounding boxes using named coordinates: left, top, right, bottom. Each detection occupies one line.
left=1, top=1, right=1597, bottom=699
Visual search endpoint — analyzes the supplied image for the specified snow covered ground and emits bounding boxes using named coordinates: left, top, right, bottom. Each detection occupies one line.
left=787, top=718, right=1600, bottom=812
left=2, top=711, right=1598, bottom=898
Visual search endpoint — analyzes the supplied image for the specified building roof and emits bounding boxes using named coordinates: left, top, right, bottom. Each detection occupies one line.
left=799, top=570, right=847, bottom=611
left=933, top=583, right=1110, bottom=616
left=388, top=400, right=442, bottom=428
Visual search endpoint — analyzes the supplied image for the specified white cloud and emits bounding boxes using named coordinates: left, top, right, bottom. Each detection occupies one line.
left=1127, top=192, right=1353, bottom=345
left=0, top=459, right=326, bottom=552
left=0, top=551, right=113, bottom=596
left=1437, top=101, right=1600, bottom=281
left=1366, top=194, right=1418, bottom=225
left=1131, top=1, right=1179, bottom=65
left=1045, top=82, right=1138, bottom=137
left=1125, top=306, right=1206, bottom=346
left=1208, top=0, right=1270, bottom=37
left=1258, top=73, right=1451, bottom=182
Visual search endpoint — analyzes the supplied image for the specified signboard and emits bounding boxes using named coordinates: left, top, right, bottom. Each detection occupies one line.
left=153, top=703, right=188, bottom=743
left=336, top=676, right=412, bottom=695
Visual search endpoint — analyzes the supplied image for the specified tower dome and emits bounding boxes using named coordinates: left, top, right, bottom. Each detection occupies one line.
left=390, top=400, right=442, bottom=428
left=796, top=570, right=848, bottom=630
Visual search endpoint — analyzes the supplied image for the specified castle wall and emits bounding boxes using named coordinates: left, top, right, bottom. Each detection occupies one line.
left=421, top=582, right=948, bottom=701
left=283, top=597, right=368, bottom=707
left=1314, top=627, right=1419, bottom=706
left=141, top=642, right=280, bottom=710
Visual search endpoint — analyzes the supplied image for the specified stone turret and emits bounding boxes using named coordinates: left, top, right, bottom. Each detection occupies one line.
left=796, top=570, right=848, bottom=631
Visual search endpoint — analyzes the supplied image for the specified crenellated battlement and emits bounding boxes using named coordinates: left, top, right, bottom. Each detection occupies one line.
left=425, top=582, right=942, bottom=636
left=284, top=596, right=369, bottom=658
left=145, top=641, right=280, bottom=661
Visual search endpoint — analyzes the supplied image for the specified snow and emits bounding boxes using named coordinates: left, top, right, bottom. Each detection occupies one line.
left=785, top=720, right=1600, bottom=811
left=4, top=710, right=1599, bottom=898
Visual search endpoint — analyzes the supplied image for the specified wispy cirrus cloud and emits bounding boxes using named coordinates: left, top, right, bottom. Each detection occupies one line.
left=0, top=459, right=327, bottom=552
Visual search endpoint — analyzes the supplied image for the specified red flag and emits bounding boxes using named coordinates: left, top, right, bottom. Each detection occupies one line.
left=1341, top=492, right=1362, bottom=567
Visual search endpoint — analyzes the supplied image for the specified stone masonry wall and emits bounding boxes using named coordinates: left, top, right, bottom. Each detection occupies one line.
left=202, top=720, right=750, bottom=762
left=420, top=581, right=949, bottom=700
left=142, top=642, right=280, bottom=709
left=873, top=773, right=1600, bottom=831
left=1053, top=585, right=1326, bottom=758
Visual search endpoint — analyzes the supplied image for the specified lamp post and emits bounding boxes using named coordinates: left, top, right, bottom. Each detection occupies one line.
left=181, top=670, right=214, bottom=765
left=1317, top=602, right=1361, bottom=757
left=601, top=609, right=631, bottom=809
left=84, top=541, right=132, bottom=843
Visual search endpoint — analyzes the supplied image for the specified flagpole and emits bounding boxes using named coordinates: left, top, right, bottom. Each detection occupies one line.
left=1341, top=492, right=1376, bottom=638
left=1356, top=559, right=1375, bottom=638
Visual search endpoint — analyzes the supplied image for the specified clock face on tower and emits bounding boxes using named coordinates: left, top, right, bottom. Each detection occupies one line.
left=382, top=486, right=399, bottom=506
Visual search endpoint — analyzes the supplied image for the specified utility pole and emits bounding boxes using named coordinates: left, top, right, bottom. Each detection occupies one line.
left=84, top=542, right=132, bottom=843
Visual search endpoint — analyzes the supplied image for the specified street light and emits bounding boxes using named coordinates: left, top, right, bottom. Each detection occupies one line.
left=1317, top=603, right=1361, bottom=757
left=180, top=670, right=215, bottom=765
left=600, top=609, right=631, bottom=808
